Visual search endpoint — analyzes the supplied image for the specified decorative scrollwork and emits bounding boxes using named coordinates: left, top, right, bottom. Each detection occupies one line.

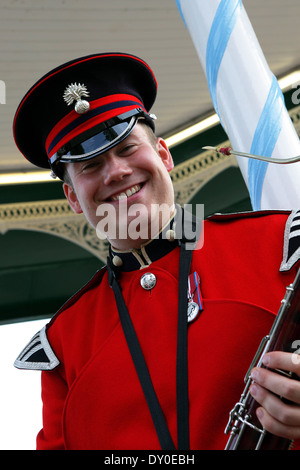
left=171, top=140, right=236, bottom=205
left=0, top=200, right=109, bottom=262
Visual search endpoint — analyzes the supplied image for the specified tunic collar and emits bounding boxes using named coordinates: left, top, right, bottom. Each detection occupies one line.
left=109, top=214, right=178, bottom=272
left=109, top=205, right=201, bottom=272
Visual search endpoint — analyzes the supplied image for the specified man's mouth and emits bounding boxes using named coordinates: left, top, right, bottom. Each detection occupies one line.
left=109, top=184, right=143, bottom=202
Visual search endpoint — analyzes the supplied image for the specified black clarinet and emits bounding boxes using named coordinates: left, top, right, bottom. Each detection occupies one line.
left=225, top=268, right=300, bottom=450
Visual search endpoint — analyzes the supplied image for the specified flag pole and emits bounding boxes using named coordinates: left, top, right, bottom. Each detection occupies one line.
left=175, top=0, right=300, bottom=210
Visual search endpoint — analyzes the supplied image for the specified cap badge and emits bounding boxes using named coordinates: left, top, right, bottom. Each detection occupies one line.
left=63, top=83, right=90, bottom=114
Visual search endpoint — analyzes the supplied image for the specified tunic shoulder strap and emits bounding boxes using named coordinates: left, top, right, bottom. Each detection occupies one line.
left=13, top=267, right=108, bottom=371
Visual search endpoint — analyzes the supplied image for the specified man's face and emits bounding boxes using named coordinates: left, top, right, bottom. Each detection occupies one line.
left=63, top=123, right=175, bottom=249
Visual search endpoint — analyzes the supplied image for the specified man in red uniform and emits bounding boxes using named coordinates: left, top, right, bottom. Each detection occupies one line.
left=13, top=53, right=300, bottom=450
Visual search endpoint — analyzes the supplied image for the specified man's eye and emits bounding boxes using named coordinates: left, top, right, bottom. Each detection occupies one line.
left=82, top=161, right=100, bottom=172
left=120, top=144, right=136, bottom=155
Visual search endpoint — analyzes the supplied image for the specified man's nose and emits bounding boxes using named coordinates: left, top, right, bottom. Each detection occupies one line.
left=103, top=154, right=133, bottom=185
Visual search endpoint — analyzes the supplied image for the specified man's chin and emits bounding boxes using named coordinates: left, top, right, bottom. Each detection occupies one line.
left=95, top=217, right=151, bottom=244
left=94, top=201, right=175, bottom=247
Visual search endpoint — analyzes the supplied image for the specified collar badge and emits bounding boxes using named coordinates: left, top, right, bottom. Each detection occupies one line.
left=63, top=83, right=90, bottom=114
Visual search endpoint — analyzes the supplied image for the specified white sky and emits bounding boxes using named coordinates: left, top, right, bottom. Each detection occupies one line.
left=0, top=318, right=47, bottom=450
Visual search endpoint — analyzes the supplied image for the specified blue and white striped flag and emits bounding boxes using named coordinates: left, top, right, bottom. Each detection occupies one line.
left=176, top=0, right=300, bottom=210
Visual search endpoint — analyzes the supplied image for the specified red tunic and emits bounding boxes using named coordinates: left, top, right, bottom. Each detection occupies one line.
left=16, top=210, right=300, bottom=449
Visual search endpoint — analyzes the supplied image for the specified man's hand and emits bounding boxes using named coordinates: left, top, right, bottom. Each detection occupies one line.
left=250, top=351, right=300, bottom=440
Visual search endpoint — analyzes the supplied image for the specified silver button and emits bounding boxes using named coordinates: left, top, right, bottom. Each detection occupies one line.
left=112, top=255, right=123, bottom=267
left=140, top=272, right=156, bottom=290
left=165, top=229, right=175, bottom=241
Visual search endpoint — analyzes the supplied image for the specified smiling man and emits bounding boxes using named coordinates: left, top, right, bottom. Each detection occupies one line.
left=63, top=122, right=175, bottom=249
left=13, top=53, right=300, bottom=450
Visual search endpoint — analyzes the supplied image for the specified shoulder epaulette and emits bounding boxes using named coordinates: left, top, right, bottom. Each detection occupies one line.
left=207, top=209, right=300, bottom=272
left=280, top=210, right=300, bottom=272
left=14, top=325, right=60, bottom=371
left=47, top=266, right=107, bottom=328
left=207, top=209, right=290, bottom=222
left=14, top=267, right=107, bottom=371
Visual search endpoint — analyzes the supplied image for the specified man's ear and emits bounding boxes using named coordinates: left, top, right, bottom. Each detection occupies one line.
left=63, top=182, right=83, bottom=214
left=156, top=137, right=174, bottom=172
